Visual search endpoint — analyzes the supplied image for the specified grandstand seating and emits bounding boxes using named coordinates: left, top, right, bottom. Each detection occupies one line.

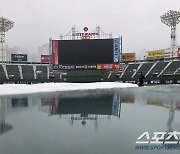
left=0, top=65, right=7, bottom=80
left=6, top=65, right=21, bottom=79
left=21, top=65, right=35, bottom=79
left=146, top=62, right=168, bottom=78
left=162, top=61, right=180, bottom=75
left=121, top=64, right=139, bottom=80
left=175, top=69, right=180, bottom=75
left=133, top=63, right=154, bottom=80
left=36, top=66, right=48, bottom=79
left=1, top=59, right=180, bottom=83
left=49, top=71, right=61, bottom=79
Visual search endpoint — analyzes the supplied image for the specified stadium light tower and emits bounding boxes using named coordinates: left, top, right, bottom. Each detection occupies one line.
left=161, top=10, right=180, bottom=58
left=0, top=17, right=14, bottom=61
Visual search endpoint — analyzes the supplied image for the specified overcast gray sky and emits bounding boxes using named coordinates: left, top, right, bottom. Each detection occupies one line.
left=1, top=0, right=180, bottom=59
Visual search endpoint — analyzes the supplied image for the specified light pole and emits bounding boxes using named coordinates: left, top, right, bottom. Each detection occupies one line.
left=161, top=10, right=180, bottom=58
left=0, top=17, right=14, bottom=61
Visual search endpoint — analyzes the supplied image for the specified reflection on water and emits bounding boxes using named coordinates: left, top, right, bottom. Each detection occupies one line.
left=0, top=98, right=13, bottom=135
left=40, top=91, right=121, bottom=129
left=0, top=85, right=180, bottom=154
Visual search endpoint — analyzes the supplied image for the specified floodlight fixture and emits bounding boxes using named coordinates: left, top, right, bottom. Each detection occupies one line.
left=161, top=10, right=180, bottom=57
left=0, top=17, right=14, bottom=61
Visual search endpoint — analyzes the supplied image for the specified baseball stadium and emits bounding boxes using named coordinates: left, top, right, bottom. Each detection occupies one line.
left=0, top=10, right=180, bottom=85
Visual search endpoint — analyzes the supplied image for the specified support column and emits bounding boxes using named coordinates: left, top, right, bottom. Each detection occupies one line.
left=0, top=32, right=5, bottom=61
left=170, top=26, right=177, bottom=58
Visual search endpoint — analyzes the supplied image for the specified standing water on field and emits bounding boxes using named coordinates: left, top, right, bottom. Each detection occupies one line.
left=0, top=84, right=180, bottom=154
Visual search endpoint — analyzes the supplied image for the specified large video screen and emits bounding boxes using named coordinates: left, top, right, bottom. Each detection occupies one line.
left=52, top=39, right=119, bottom=65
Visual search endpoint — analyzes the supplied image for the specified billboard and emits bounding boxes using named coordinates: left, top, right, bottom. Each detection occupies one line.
left=148, top=50, right=164, bottom=58
left=113, top=38, right=120, bottom=62
left=178, top=48, right=180, bottom=57
left=52, top=39, right=119, bottom=67
left=53, top=64, right=97, bottom=70
left=122, top=53, right=136, bottom=61
left=41, top=55, right=50, bottom=63
left=97, top=64, right=120, bottom=70
left=11, top=54, right=27, bottom=62
left=52, top=40, right=59, bottom=64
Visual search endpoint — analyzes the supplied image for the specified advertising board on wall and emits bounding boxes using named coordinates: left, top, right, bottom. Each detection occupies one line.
left=41, top=55, right=50, bottom=63
left=53, top=64, right=97, bottom=70
left=52, top=40, right=59, bottom=64
left=11, top=54, right=27, bottom=62
left=53, top=64, right=120, bottom=70
left=113, top=38, right=120, bottom=63
left=148, top=50, right=164, bottom=58
left=97, top=64, right=120, bottom=70
left=122, top=53, right=136, bottom=61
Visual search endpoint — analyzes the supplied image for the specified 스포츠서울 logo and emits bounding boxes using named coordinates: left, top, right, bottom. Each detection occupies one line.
left=135, top=131, right=180, bottom=151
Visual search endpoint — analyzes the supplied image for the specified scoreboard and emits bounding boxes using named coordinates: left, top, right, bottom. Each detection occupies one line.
left=52, top=38, right=120, bottom=69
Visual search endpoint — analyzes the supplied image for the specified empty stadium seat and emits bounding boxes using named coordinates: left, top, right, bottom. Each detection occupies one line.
left=36, top=66, right=48, bottom=79
left=163, top=61, right=180, bottom=75
left=121, top=64, right=139, bottom=80
left=147, top=62, right=168, bottom=78
left=6, top=65, right=21, bottom=79
left=22, top=65, right=35, bottom=79
left=133, top=63, right=154, bottom=80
